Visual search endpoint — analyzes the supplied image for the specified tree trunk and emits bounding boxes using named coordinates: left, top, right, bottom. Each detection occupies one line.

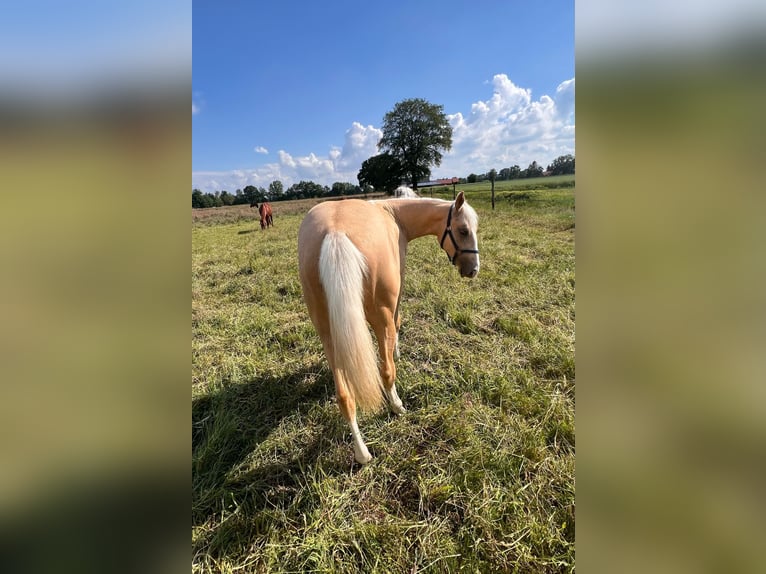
left=491, top=180, right=495, bottom=210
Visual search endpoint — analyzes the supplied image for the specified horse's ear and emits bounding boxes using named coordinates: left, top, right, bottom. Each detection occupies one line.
left=455, top=191, right=465, bottom=212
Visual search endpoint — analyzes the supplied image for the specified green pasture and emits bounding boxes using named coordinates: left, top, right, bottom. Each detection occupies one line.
left=420, top=174, right=575, bottom=197
left=192, top=179, right=575, bottom=572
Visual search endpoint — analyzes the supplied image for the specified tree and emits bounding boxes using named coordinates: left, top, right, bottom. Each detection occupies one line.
left=547, top=154, right=575, bottom=175
left=192, top=189, right=223, bottom=208
left=331, top=182, right=358, bottom=196
left=489, top=169, right=497, bottom=211
left=523, top=161, right=543, bottom=179
left=378, top=98, right=452, bottom=189
left=233, top=189, right=248, bottom=205
left=467, top=173, right=478, bottom=184
left=192, top=189, right=205, bottom=208
left=286, top=181, right=328, bottom=200
left=357, top=153, right=403, bottom=194
left=268, top=180, right=284, bottom=199
left=220, top=190, right=235, bottom=206
left=243, top=185, right=258, bottom=205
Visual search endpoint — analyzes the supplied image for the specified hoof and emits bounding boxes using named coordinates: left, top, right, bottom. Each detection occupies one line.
left=353, top=442, right=373, bottom=464
left=354, top=450, right=373, bottom=464
left=391, top=403, right=407, bottom=415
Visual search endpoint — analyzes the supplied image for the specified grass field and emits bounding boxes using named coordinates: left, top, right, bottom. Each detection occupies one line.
left=192, top=177, right=575, bottom=573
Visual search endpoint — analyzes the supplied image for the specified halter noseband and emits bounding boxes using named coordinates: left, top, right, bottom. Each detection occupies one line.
left=439, top=202, right=479, bottom=265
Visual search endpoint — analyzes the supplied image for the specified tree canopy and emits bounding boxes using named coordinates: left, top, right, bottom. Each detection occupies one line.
left=524, top=161, right=543, bottom=178
left=268, top=180, right=284, bottom=199
left=547, top=154, right=575, bottom=175
left=357, top=153, right=403, bottom=193
left=378, top=98, right=452, bottom=189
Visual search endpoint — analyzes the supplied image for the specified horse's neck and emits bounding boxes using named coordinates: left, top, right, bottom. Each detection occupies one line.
left=384, top=199, right=450, bottom=242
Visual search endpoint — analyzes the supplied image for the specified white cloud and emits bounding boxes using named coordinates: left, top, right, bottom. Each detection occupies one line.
left=254, top=146, right=269, bottom=154
left=437, top=74, right=575, bottom=177
left=278, top=150, right=296, bottom=168
left=192, top=92, right=203, bottom=116
left=193, top=122, right=382, bottom=192
left=335, top=122, right=383, bottom=172
left=192, top=77, right=574, bottom=192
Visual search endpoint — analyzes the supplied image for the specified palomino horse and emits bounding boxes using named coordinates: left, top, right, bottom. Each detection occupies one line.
left=298, top=191, right=479, bottom=463
left=251, top=202, right=273, bottom=229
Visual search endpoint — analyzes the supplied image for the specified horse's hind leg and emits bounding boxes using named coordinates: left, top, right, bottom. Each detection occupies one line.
left=318, top=327, right=372, bottom=463
left=393, top=305, right=402, bottom=360
left=303, top=275, right=373, bottom=464
left=372, top=310, right=406, bottom=415
left=333, top=369, right=372, bottom=463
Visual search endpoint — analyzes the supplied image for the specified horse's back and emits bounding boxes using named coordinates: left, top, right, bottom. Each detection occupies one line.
left=300, top=200, right=395, bottom=256
left=298, top=199, right=401, bottom=300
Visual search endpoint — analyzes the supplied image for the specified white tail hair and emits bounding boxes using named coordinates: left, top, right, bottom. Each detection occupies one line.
left=319, top=232, right=383, bottom=412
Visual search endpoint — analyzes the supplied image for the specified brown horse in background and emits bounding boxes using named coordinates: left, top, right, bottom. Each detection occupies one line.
left=251, top=202, right=273, bottom=229
left=297, top=192, right=480, bottom=463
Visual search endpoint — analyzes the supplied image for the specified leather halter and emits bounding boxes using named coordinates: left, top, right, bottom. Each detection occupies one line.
left=439, top=202, right=479, bottom=265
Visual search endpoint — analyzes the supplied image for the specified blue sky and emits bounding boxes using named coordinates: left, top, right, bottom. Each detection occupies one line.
left=193, top=1, right=574, bottom=192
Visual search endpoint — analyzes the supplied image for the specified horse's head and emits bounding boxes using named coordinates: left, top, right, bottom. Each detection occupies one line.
left=440, top=191, right=480, bottom=278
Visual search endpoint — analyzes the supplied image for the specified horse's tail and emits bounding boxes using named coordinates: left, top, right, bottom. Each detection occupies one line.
left=319, top=232, right=383, bottom=412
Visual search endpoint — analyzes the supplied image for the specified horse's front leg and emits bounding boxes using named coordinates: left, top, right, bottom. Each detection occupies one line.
left=373, top=309, right=406, bottom=415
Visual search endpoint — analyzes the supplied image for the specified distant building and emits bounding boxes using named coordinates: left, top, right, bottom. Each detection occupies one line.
left=416, top=177, right=460, bottom=188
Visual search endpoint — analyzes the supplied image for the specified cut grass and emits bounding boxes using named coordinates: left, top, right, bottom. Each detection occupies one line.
left=192, top=183, right=575, bottom=573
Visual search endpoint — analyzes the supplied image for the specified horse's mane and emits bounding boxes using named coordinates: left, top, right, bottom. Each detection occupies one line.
left=371, top=196, right=451, bottom=224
